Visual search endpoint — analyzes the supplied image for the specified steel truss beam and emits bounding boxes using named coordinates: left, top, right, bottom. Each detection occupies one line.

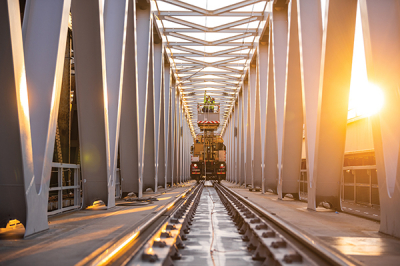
left=165, top=42, right=254, bottom=47
left=170, top=53, right=250, bottom=58
left=164, top=28, right=258, bottom=33
left=156, top=11, right=266, bottom=17
left=0, top=0, right=71, bottom=237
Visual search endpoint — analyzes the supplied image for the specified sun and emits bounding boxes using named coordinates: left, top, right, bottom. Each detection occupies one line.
left=351, top=82, right=384, bottom=117
left=348, top=2, right=384, bottom=118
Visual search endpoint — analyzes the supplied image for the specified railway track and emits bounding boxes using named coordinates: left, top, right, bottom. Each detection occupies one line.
left=91, top=182, right=361, bottom=266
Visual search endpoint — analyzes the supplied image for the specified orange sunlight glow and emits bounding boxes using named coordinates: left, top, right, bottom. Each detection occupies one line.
left=351, top=82, right=384, bottom=117
left=348, top=1, right=384, bottom=119
left=19, top=71, right=30, bottom=118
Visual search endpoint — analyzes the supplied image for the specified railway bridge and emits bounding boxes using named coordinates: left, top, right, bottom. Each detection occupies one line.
left=1, top=0, right=400, bottom=265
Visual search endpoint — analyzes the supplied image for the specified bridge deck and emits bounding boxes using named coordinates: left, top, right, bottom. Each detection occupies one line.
left=0, top=183, right=194, bottom=266
left=222, top=181, right=399, bottom=266
left=0, top=180, right=397, bottom=266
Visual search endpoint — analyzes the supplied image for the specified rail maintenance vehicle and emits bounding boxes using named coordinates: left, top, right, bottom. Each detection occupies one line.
left=190, top=102, right=226, bottom=183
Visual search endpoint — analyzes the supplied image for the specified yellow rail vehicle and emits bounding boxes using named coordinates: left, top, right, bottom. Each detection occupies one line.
left=190, top=102, right=226, bottom=183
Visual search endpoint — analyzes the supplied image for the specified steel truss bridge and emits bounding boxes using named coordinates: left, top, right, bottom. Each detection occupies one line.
left=1, top=0, right=400, bottom=243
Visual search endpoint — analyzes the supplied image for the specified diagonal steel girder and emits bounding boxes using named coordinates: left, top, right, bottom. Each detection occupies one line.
left=163, top=16, right=259, bottom=33
left=156, top=11, right=265, bottom=17
left=164, top=28, right=258, bottom=33
left=160, top=0, right=266, bottom=15
left=168, top=32, right=254, bottom=46
left=157, top=0, right=268, bottom=133
left=171, top=46, right=249, bottom=57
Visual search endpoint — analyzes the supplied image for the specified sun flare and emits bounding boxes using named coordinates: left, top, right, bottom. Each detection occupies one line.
left=351, top=82, right=384, bottom=117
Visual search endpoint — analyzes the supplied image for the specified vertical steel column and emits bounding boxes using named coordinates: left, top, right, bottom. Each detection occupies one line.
left=0, top=0, right=70, bottom=236
left=227, top=114, right=230, bottom=182
left=297, top=0, right=323, bottom=209
left=182, top=119, right=186, bottom=182
left=164, top=60, right=171, bottom=188
left=104, top=0, right=129, bottom=207
left=180, top=109, right=184, bottom=183
left=235, top=101, right=239, bottom=184
left=238, top=90, right=245, bottom=185
left=250, top=50, right=263, bottom=189
left=230, top=115, right=234, bottom=182
left=185, top=118, right=189, bottom=181
left=272, top=2, right=289, bottom=198
left=120, top=0, right=139, bottom=196
left=153, top=32, right=164, bottom=190
left=360, top=0, right=400, bottom=237
left=259, top=35, right=269, bottom=193
left=177, top=97, right=182, bottom=184
left=280, top=0, right=303, bottom=199
left=0, top=0, right=30, bottom=230
left=170, top=79, right=176, bottom=186
left=225, top=121, right=229, bottom=181
left=136, top=0, right=155, bottom=194
left=264, top=27, right=279, bottom=193
left=227, top=117, right=231, bottom=182
left=25, top=0, right=71, bottom=230
left=72, top=0, right=114, bottom=207
left=230, top=116, right=234, bottom=182
left=243, top=80, right=252, bottom=187
left=225, top=121, right=228, bottom=181
left=181, top=105, right=184, bottom=183
left=23, top=0, right=71, bottom=201
left=173, top=88, right=179, bottom=185
left=249, top=65, right=256, bottom=187
left=313, top=0, right=357, bottom=209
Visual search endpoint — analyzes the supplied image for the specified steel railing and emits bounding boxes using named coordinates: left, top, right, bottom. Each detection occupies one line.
left=48, top=163, right=82, bottom=215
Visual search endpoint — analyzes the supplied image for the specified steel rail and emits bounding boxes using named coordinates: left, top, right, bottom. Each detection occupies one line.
left=215, top=183, right=363, bottom=266
left=88, top=184, right=199, bottom=266
left=123, top=183, right=204, bottom=265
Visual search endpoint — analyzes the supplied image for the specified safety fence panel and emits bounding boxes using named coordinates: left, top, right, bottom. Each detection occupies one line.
left=48, top=163, right=81, bottom=215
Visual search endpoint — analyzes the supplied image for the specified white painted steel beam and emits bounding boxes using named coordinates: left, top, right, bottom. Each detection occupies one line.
left=136, top=0, right=155, bottom=195
left=259, top=40, right=268, bottom=193
left=165, top=42, right=254, bottom=47
left=272, top=2, right=288, bottom=198
left=120, top=0, right=139, bottom=197
left=154, top=34, right=165, bottom=190
left=313, top=0, right=357, bottom=210
left=72, top=0, right=116, bottom=208
left=168, top=78, right=176, bottom=186
left=164, top=28, right=258, bottom=34
left=243, top=80, right=252, bottom=186
left=160, top=0, right=208, bottom=15
left=164, top=60, right=171, bottom=187
left=360, top=0, right=400, bottom=237
left=263, top=25, right=278, bottom=194
left=238, top=90, right=245, bottom=185
left=297, top=0, right=323, bottom=209
left=280, top=0, right=303, bottom=199
left=213, top=0, right=266, bottom=15
left=0, top=0, right=70, bottom=237
left=170, top=53, right=250, bottom=58
left=234, top=101, right=239, bottom=184
left=157, top=11, right=265, bottom=17
left=181, top=85, right=239, bottom=89
left=0, top=0, right=29, bottom=231
left=104, top=0, right=129, bottom=207
left=249, top=59, right=256, bottom=188
left=175, top=63, right=246, bottom=67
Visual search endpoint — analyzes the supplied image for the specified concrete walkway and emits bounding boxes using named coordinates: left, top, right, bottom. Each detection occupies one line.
left=0, top=182, right=195, bottom=266
left=222, top=181, right=400, bottom=266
